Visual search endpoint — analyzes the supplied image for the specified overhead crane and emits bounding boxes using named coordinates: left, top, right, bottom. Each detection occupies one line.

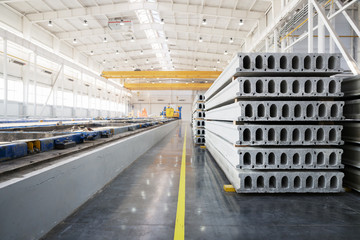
left=101, top=70, right=220, bottom=90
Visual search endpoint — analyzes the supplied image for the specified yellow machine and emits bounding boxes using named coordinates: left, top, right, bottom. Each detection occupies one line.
left=166, top=107, right=175, bottom=118
left=161, top=106, right=182, bottom=119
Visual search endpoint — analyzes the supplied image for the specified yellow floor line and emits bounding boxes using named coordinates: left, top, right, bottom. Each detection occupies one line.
left=174, top=126, right=187, bottom=240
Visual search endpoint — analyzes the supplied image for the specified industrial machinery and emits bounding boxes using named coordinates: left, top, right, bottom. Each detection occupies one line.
left=160, top=106, right=182, bottom=119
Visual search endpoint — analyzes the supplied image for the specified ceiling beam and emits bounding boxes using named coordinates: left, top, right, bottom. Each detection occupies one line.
left=124, top=82, right=212, bottom=91
left=25, top=2, right=264, bottom=22
left=91, top=49, right=234, bottom=64
left=56, top=23, right=248, bottom=40
left=101, top=70, right=221, bottom=79
left=104, top=56, right=223, bottom=68
left=75, top=38, right=240, bottom=53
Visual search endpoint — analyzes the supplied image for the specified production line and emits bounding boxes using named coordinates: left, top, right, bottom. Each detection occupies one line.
left=0, top=118, right=175, bottom=175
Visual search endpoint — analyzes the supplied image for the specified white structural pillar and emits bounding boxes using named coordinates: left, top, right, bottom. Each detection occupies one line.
left=329, top=1, right=336, bottom=53
left=73, top=72, right=78, bottom=118
left=281, top=37, right=286, bottom=52
left=33, top=53, right=37, bottom=116
left=308, top=0, right=314, bottom=53
left=318, top=9, right=325, bottom=53
left=3, top=37, right=8, bottom=117
left=61, top=65, right=64, bottom=118
left=358, top=2, right=360, bottom=65
left=274, top=29, right=279, bottom=52
left=312, top=0, right=360, bottom=75
left=23, top=53, right=31, bottom=116
left=265, top=38, right=269, bottom=52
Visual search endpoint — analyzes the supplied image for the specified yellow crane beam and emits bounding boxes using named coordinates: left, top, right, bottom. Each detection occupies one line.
left=124, top=83, right=212, bottom=90
left=102, top=70, right=221, bottom=79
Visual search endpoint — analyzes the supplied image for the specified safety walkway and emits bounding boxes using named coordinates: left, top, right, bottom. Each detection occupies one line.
left=44, top=122, right=360, bottom=240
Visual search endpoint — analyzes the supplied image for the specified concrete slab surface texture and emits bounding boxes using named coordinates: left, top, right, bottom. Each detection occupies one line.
left=192, top=94, right=206, bottom=145
left=205, top=77, right=343, bottom=110
left=204, top=52, right=345, bottom=193
left=341, top=73, right=360, bottom=192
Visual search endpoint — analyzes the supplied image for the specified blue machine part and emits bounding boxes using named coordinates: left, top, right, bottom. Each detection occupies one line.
left=178, top=106, right=182, bottom=119
left=0, top=142, right=28, bottom=161
left=38, top=133, right=85, bottom=152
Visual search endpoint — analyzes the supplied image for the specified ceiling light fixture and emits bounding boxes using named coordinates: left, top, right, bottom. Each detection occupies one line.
left=125, top=59, right=128, bottom=63
left=151, top=66, right=154, bottom=70
left=140, top=50, right=143, bottom=55
left=239, top=19, right=244, bottom=26
left=202, top=19, right=207, bottom=25
left=194, top=66, right=197, bottom=70
left=83, top=20, right=88, bottom=26
left=120, top=19, right=125, bottom=26
left=224, top=50, right=228, bottom=55
left=229, top=38, right=234, bottom=43
left=103, top=59, right=106, bottom=63
left=73, top=38, right=77, bottom=44
left=130, top=37, right=135, bottom=42
left=217, top=59, right=220, bottom=63
left=90, top=51, right=94, bottom=55
left=160, top=18, right=165, bottom=24
left=116, top=50, right=119, bottom=55
left=165, top=37, right=168, bottom=42
left=213, top=67, right=216, bottom=70
left=199, top=37, right=203, bottom=42
left=48, top=20, right=53, bottom=27
left=146, top=59, right=149, bottom=63
left=103, top=37, right=107, bottom=42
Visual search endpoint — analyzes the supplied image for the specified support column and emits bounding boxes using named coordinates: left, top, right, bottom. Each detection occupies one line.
left=318, top=11, right=325, bottom=53
left=52, top=68, right=58, bottom=118
left=61, top=65, right=64, bottom=118
left=22, top=53, right=31, bottom=117
left=281, top=37, right=286, bottom=53
left=265, top=38, right=269, bottom=52
left=308, top=0, right=314, bottom=53
left=312, top=0, right=360, bottom=75
left=329, top=1, right=336, bottom=53
left=358, top=2, right=360, bottom=65
left=33, top=53, right=37, bottom=116
left=274, top=29, right=279, bottom=52
left=73, top=72, right=78, bottom=118
left=3, top=37, right=8, bottom=117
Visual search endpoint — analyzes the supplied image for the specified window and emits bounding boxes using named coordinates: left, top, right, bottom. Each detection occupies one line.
left=0, top=77, right=24, bottom=102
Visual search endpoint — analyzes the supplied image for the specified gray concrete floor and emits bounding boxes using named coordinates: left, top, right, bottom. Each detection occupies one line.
left=43, top=122, right=360, bottom=240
